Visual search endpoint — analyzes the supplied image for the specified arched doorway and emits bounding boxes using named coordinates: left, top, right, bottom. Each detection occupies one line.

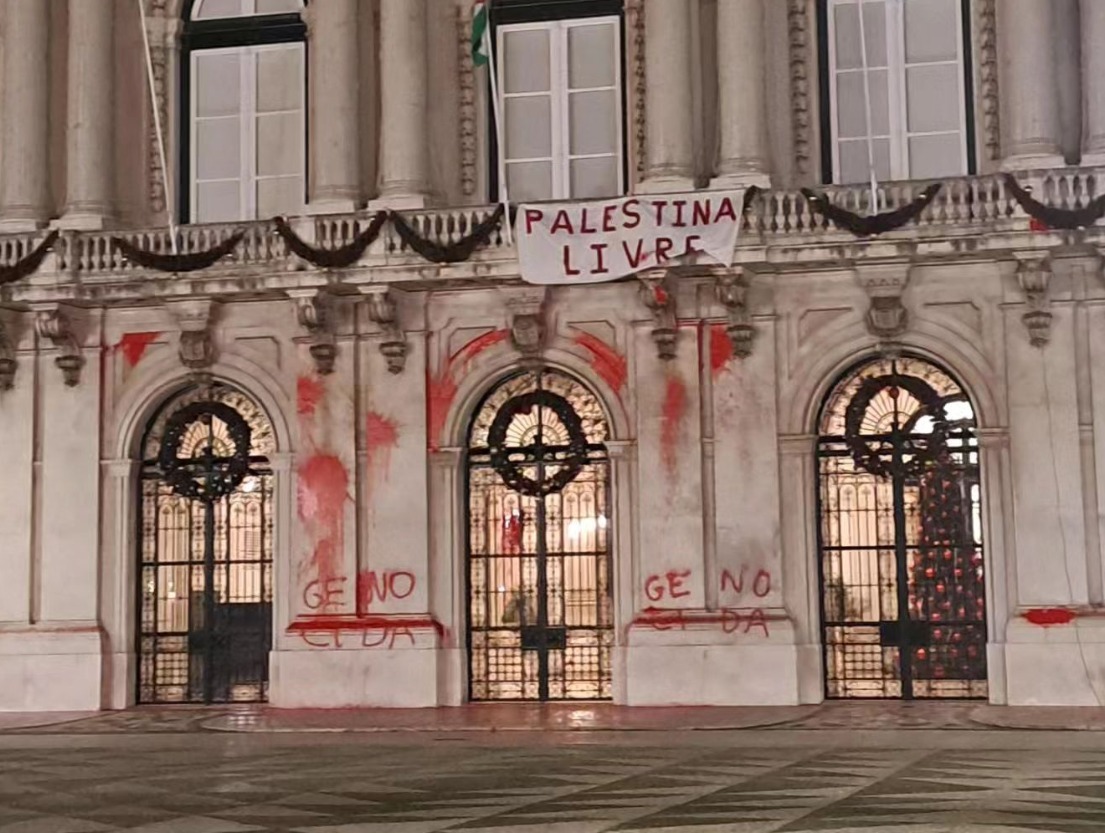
left=816, top=355, right=987, bottom=699
left=137, top=381, right=276, bottom=704
left=466, top=368, right=614, bottom=701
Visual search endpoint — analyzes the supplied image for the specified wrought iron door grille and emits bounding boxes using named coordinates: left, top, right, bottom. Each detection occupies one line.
left=137, top=383, right=275, bottom=705
left=466, top=369, right=614, bottom=701
left=817, top=357, right=987, bottom=700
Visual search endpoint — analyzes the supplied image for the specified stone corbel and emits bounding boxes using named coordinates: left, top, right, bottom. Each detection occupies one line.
left=1015, top=253, right=1053, bottom=348
left=0, top=310, right=18, bottom=390
left=639, top=272, right=678, bottom=360
left=34, top=306, right=84, bottom=386
left=501, top=286, right=548, bottom=364
left=855, top=262, right=911, bottom=353
left=165, top=298, right=219, bottom=372
left=363, top=287, right=408, bottom=374
left=715, top=270, right=756, bottom=358
left=291, top=290, right=338, bottom=375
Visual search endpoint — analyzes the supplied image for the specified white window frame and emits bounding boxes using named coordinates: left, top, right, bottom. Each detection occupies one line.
left=826, top=0, right=969, bottom=184
left=191, top=0, right=303, bottom=21
left=189, top=41, right=306, bottom=223
left=496, top=15, right=625, bottom=202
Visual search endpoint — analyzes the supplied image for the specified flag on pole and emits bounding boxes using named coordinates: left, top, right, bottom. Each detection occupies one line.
left=472, top=0, right=490, bottom=67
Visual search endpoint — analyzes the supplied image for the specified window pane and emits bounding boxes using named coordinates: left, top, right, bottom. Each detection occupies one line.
left=255, top=0, right=302, bottom=13
left=568, top=23, right=615, bottom=88
left=904, top=0, right=959, bottom=63
left=195, top=53, right=241, bottom=117
left=505, top=96, right=552, bottom=159
left=906, top=64, right=960, bottom=133
left=503, top=29, right=551, bottom=94
left=193, top=0, right=243, bottom=19
left=196, top=118, right=240, bottom=180
left=570, top=157, right=618, bottom=200
left=833, top=0, right=888, bottom=70
left=196, top=181, right=241, bottom=223
left=257, top=176, right=303, bottom=218
left=569, top=90, right=617, bottom=155
left=256, top=112, right=301, bottom=176
left=838, top=137, right=890, bottom=184
left=836, top=68, right=889, bottom=137
left=256, top=47, right=303, bottom=112
left=908, top=133, right=963, bottom=178
left=507, top=161, right=553, bottom=202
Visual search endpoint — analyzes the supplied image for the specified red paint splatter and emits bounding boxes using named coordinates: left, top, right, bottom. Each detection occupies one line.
left=297, top=454, right=349, bottom=585
left=660, top=375, right=687, bottom=475
left=365, top=411, right=400, bottom=478
left=1025, top=608, right=1076, bottom=626
left=117, top=332, right=160, bottom=368
left=710, top=323, right=733, bottom=376
left=427, top=329, right=510, bottom=450
left=297, top=375, right=325, bottom=418
left=1029, top=217, right=1050, bottom=233
left=573, top=331, right=628, bottom=394
left=653, top=285, right=670, bottom=306
left=287, top=614, right=446, bottom=638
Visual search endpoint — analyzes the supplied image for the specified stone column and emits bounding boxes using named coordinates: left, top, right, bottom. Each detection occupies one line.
left=638, top=0, right=694, bottom=193
left=713, top=0, right=771, bottom=188
left=0, top=0, right=51, bottom=230
left=61, top=0, right=115, bottom=229
left=307, top=0, right=361, bottom=213
left=998, top=0, right=1064, bottom=169
left=373, top=0, right=431, bottom=208
left=1081, top=0, right=1105, bottom=165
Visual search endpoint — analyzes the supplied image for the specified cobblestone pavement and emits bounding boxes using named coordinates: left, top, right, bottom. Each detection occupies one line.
left=3, top=706, right=1105, bottom=832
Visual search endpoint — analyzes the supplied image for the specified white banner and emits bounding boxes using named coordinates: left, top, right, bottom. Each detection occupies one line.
left=515, top=191, right=745, bottom=285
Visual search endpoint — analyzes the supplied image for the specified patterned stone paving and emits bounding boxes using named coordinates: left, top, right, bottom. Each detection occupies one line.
left=2, top=721, right=1105, bottom=831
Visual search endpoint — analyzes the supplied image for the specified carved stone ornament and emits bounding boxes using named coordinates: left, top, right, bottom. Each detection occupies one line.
left=639, top=272, right=678, bottom=360
left=855, top=263, right=911, bottom=348
left=363, top=288, right=408, bottom=375
left=1016, top=254, right=1053, bottom=348
left=787, top=0, right=813, bottom=176
left=716, top=272, right=756, bottom=358
left=292, top=291, right=338, bottom=375
left=501, top=287, right=548, bottom=364
left=0, top=317, right=16, bottom=390
left=34, top=307, right=84, bottom=386
left=165, top=297, right=219, bottom=372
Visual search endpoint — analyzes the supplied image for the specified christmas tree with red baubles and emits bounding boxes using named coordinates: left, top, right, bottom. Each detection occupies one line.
left=911, top=450, right=985, bottom=684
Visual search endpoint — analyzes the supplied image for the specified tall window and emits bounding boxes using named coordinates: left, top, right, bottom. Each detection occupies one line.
left=493, top=0, right=624, bottom=202
left=182, top=0, right=306, bottom=223
left=821, top=0, right=973, bottom=184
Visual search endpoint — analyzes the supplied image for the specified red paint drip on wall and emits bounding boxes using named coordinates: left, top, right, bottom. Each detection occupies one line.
left=709, top=323, right=733, bottom=376
left=365, top=411, right=400, bottom=478
left=427, top=329, right=510, bottom=450
left=297, top=375, right=325, bottom=418
left=118, top=332, right=161, bottom=368
left=660, top=374, right=687, bottom=475
left=1024, top=608, right=1076, bottom=626
left=297, top=454, right=349, bottom=585
left=573, top=331, right=628, bottom=394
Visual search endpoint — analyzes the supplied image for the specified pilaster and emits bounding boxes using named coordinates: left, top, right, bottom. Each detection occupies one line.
left=712, top=0, right=771, bottom=188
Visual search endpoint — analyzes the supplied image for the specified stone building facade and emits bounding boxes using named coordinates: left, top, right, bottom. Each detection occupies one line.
left=0, top=0, right=1104, bottom=711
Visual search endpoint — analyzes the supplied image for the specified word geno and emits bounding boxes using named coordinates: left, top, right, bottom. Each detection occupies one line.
left=301, top=570, right=417, bottom=613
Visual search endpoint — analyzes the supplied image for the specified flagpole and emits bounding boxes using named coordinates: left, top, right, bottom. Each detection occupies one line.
left=482, top=16, right=513, bottom=245
left=856, top=0, right=879, bottom=214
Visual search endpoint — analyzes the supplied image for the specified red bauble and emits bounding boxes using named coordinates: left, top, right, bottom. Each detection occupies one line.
left=925, top=567, right=936, bottom=579
left=967, top=645, right=978, bottom=658
left=951, top=631, right=962, bottom=643
left=936, top=583, right=946, bottom=594
left=916, top=648, right=927, bottom=660
left=932, top=628, right=943, bottom=640
left=933, top=665, right=946, bottom=678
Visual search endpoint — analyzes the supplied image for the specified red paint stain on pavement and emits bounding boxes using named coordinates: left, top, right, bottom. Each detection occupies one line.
left=297, top=375, right=325, bottom=418
left=427, top=329, right=510, bottom=450
left=118, top=332, right=160, bottom=368
left=710, top=323, right=733, bottom=377
left=297, top=454, right=349, bottom=585
left=365, top=411, right=400, bottom=478
left=573, top=331, right=628, bottom=394
left=1024, top=608, right=1076, bottom=626
left=660, top=374, right=687, bottom=475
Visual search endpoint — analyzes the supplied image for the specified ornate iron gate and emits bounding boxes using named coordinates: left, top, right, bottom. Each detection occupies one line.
left=817, top=357, right=987, bottom=699
left=137, top=383, right=275, bottom=704
left=466, top=369, right=614, bottom=701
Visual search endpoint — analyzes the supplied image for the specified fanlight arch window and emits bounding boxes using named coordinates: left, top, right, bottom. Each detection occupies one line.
left=182, top=0, right=307, bottom=223
left=816, top=355, right=987, bottom=700
left=820, top=0, right=974, bottom=183
left=137, top=381, right=276, bottom=705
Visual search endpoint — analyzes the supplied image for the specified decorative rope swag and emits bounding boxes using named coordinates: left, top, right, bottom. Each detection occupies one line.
left=389, top=204, right=506, bottom=264
left=112, top=231, right=245, bottom=273
left=0, top=230, right=59, bottom=286
left=274, top=212, right=387, bottom=269
left=801, top=183, right=942, bottom=237
left=1002, top=173, right=1105, bottom=231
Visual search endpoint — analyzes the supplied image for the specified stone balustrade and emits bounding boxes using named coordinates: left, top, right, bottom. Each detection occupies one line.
left=2, top=168, right=1102, bottom=302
